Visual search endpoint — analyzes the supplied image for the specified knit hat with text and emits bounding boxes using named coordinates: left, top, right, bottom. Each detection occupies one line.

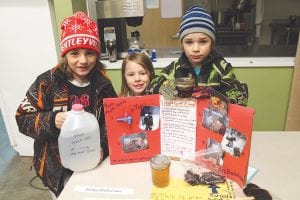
left=60, top=12, right=100, bottom=56
left=179, top=6, right=215, bottom=42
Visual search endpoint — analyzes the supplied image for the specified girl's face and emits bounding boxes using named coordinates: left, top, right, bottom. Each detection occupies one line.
left=124, top=61, right=151, bottom=96
left=65, top=49, right=98, bottom=82
left=182, top=32, right=213, bottom=67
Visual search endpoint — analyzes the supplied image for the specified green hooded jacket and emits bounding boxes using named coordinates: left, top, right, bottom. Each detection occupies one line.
left=147, top=50, right=248, bottom=106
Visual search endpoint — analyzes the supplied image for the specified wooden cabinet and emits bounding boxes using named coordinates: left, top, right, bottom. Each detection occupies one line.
left=127, top=8, right=181, bottom=49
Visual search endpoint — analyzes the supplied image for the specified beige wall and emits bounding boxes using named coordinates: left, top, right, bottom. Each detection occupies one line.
left=127, top=8, right=181, bottom=49
left=285, top=35, right=300, bottom=130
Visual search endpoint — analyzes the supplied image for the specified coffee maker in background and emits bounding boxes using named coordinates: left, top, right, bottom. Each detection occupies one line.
left=106, top=39, right=117, bottom=62
left=86, top=0, right=146, bottom=59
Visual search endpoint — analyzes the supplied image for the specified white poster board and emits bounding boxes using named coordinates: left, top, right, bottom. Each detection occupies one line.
left=160, top=96, right=197, bottom=158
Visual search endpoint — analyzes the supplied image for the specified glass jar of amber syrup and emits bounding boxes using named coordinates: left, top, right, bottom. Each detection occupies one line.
left=150, top=154, right=171, bottom=188
left=174, top=77, right=195, bottom=98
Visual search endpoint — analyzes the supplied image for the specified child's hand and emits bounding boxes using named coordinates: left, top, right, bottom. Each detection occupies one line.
left=55, top=111, right=67, bottom=129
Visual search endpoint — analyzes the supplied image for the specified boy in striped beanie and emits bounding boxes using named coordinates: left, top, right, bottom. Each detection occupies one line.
left=147, top=6, right=248, bottom=106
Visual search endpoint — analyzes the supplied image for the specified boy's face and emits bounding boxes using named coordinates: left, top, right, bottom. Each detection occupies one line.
left=182, top=32, right=213, bottom=67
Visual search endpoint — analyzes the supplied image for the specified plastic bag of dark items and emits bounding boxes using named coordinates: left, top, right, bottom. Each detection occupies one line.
left=180, top=148, right=226, bottom=186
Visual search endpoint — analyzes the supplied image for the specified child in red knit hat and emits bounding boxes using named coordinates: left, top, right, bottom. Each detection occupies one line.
left=15, top=12, right=117, bottom=199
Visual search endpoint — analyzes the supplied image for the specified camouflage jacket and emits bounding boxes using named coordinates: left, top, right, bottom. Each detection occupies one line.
left=15, top=64, right=117, bottom=196
left=147, top=51, right=248, bottom=106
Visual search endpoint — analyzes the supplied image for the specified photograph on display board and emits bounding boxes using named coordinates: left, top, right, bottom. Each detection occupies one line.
left=206, top=138, right=225, bottom=166
left=209, top=89, right=229, bottom=115
left=121, top=132, right=149, bottom=153
left=139, top=106, right=160, bottom=131
left=202, top=108, right=229, bottom=135
left=221, top=128, right=247, bottom=158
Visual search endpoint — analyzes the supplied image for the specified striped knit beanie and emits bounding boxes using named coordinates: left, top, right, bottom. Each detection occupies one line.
left=179, top=6, right=215, bottom=42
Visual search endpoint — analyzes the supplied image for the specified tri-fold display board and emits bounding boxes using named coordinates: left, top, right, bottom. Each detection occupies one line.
left=103, top=94, right=255, bottom=187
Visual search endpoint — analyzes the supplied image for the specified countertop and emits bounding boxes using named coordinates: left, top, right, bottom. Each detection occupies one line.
left=156, top=45, right=297, bottom=58
left=101, top=45, right=297, bottom=69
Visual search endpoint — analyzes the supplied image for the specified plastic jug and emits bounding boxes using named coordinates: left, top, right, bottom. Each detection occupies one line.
left=58, top=104, right=101, bottom=171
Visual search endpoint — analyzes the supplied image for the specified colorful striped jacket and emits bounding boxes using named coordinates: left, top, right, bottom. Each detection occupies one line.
left=147, top=51, right=248, bottom=106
